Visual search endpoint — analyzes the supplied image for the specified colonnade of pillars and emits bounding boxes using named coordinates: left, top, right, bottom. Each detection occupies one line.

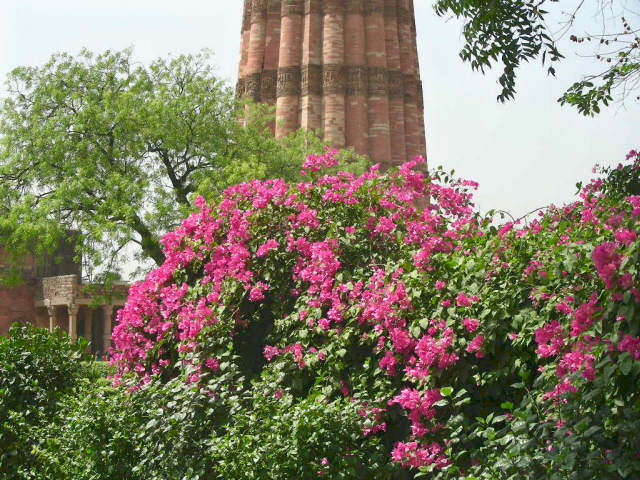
left=38, top=304, right=118, bottom=354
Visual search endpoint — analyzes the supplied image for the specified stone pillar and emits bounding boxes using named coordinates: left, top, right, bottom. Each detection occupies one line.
left=262, top=0, right=283, bottom=134
left=384, top=0, right=407, bottom=166
left=322, top=0, right=346, bottom=148
left=103, top=305, right=113, bottom=352
left=84, top=307, right=93, bottom=353
left=409, top=0, right=426, bottom=159
left=275, top=0, right=304, bottom=138
left=398, top=0, right=421, bottom=162
left=236, top=0, right=253, bottom=106
left=345, top=0, right=369, bottom=157
left=245, top=0, right=269, bottom=104
left=300, top=0, right=323, bottom=131
left=67, top=304, right=79, bottom=341
left=47, top=305, right=56, bottom=333
left=239, top=0, right=252, bottom=76
left=364, top=0, right=392, bottom=167
left=417, top=79, right=426, bottom=159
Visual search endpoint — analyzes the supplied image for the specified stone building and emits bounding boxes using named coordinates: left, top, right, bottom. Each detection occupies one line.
left=0, top=237, right=127, bottom=353
left=235, top=0, right=427, bottom=169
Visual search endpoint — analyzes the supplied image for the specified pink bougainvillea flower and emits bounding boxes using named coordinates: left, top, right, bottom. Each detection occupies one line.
left=535, top=321, right=565, bottom=357
left=618, top=334, right=640, bottom=360
left=263, top=345, right=279, bottom=362
left=542, top=378, right=577, bottom=403
left=461, top=318, right=480, bottom=332
left=205, top=357, right=219, bottom=372
left=256, top=239, right=279, bottom=257
left=465, top=334, right=484, bottom=358
left=592, top=242, right=622, bottom=289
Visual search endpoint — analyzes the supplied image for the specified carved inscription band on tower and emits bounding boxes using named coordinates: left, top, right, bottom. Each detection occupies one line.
left=237, top=0, right=427, bottom=168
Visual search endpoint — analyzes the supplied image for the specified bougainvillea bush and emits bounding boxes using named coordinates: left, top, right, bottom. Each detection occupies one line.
left=111, top=149, right=640, bottom=479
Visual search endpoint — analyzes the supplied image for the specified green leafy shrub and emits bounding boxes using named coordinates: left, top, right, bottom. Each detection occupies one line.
left=0, top=323, right=86, bottom=479
left=30, top=379, right=138, bottom=480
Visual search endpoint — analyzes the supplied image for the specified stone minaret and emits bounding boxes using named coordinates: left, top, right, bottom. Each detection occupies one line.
left=236, top=0, right=426, bottom=169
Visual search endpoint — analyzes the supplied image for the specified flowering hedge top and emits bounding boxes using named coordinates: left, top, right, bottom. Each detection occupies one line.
left=111, top=149, right=640, bottom=477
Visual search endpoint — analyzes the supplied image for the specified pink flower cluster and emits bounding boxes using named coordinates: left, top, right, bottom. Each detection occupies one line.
left=627, top=196, right=640, bottom=216
left=592, top=242, right=622, bottom=289
left=466, top=334, right=484, bottom=358
left=618, top=334, right=640, bottom=360
left=542, top=377, right=577, bottom=403
left=535, top=321, right=565, bottom=357
left=300, top=147, right=339, bottom=174
left=413, top=326, right=459, bottom=372
left=391, top=441, right=449, bottom=469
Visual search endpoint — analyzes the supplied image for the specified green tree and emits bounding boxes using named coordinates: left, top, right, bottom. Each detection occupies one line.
left=434, top=0, right=639, bottom=115
left=0, top=48, right=367, bottom=282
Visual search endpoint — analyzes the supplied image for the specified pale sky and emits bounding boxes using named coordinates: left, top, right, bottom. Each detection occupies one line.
left=1, top=0, right=638, bottom=220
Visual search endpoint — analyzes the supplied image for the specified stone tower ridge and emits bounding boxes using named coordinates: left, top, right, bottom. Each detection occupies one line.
left=236, top=0, right=427, bottom=169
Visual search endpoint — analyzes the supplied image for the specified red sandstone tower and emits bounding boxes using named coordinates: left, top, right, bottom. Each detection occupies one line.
left=236, top=0, right=427, bottom=169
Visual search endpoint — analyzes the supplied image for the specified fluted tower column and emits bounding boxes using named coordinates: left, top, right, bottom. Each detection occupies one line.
left=384, top=0, right=407, bottom=165
left=236, top=0, right=427, bottom=167
left=300, top=0, right=323, bottom=131
left=276, top=0, right=304, bottom=138
left=244, top=0, right=268, bottom=104
left=236, top=0, right=252, bottom=97
left=344, top=0, right=369, bottom=156
left=398, top=0, right=422, bottom=162
left=262, top=0, right=283, bottom=134
left=322, top=0, right=346, bottom=148
left=364, top=0, right=392, bottom=167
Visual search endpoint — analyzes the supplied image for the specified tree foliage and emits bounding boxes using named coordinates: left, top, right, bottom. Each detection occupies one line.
left=0, top=49, right=368, bottom=282
left=434, top=0, right=639, bottom=115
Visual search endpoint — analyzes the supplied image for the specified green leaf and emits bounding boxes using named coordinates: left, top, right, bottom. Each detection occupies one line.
left=583, top=426, right=601, bottom=437
left=501, top=401, right=514, bottom=410
left=619, top=353, right=633, bottom=376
